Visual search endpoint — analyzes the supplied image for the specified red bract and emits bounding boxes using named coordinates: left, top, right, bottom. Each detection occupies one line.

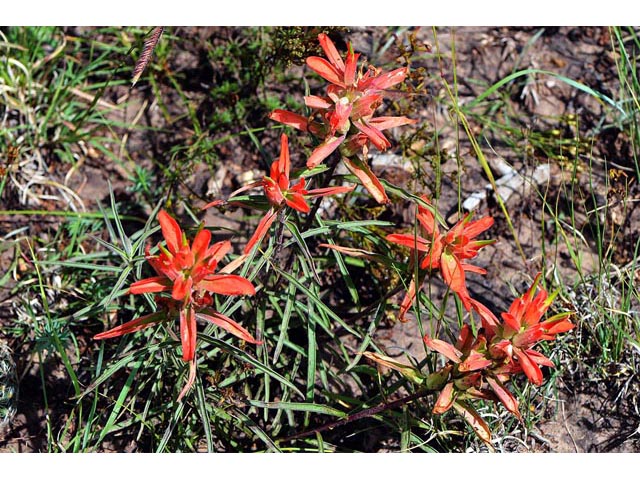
left=486, top=273, right=575, bottom=385
left=206, top=134, right=353, bottom=255
left=306, top=33, right=409, bottom=102
left=128, top=210, right=256, bottom=307
left=261, top=134, right=354, bottom=214
left=268, top=33, right=415, bottom=204
left=424, top=325, right=521, bottom=421
left=270, top=109, right=414, bottom=172
left=305, top=33, right=363, bottom=90
left=94, top=210, right=259, bottom=368
left=386, top=197, right=495, bottom=320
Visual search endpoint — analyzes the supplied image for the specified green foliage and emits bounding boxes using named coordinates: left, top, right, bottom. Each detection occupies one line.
left=0, top=27, right=131, bottom=160
left=269, top=27, right=346, bottom=69
left=0, top=341, right=18, bottom=431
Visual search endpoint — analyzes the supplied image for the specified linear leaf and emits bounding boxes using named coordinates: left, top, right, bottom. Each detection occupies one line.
left=246, top=400, right=347, bottom=418
left=199, top=334, right=304, bottom=398
left=275, top=266, right=360, bottom=338
left=468, top=68, right=625, bottom=114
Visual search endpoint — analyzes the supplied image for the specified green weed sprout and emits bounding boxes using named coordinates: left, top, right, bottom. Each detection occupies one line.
left=0, top=341, right=18, bottom=432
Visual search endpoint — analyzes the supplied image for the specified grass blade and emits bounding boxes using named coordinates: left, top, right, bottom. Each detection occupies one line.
left=199, top=334, right=304, bottom=398
left=246, top=400, right=347, bottom=418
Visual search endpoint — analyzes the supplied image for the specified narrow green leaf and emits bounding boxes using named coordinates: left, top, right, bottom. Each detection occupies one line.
left=286, top=220, right=320, bottom=283
left=272, top=278, right=296, bottom=364
left=324, top=238, right=360, bottom=306
left=230, top=407, right=280, bottom=452
left=199, top=334, right=304, bottom=398
left=345, top=302, right=385, bottom=372
left=468, top=68, right=625, bottom=114
left=156, top=401, right=185, bottom=452
left=195, top=377, right=214, bottom=452
left=97, top=358, right=143, bottom=446
left=275, top=267, right=361, bottom=338
left=306, top=301, right=317, bottom=411
left=244, top=124, right=271, bottom=169
left=80, top=341, right=165, bottom=398
left=246, top=400, right=347, bottom=418
left=109, top=181, right=132, bottom=255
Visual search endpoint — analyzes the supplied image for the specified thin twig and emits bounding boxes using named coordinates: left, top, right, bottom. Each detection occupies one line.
left=561, top=401, right=580, bottom=453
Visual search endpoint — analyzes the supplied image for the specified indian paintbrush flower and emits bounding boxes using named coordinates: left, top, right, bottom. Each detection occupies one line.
left=482, top=273, right=575, bottom=385
left=94, top=210, right=260, bottom=399
left=205, top=133, right=354, bottom=255
left=269, top=33, right=415, bottom=204
left=423, top=274, right=572, bottom=441
left=363, top=273, right=572, bottom=444
left=423, top=325, right=521, bottom=421
left=386, top=196, right=495, bottom=320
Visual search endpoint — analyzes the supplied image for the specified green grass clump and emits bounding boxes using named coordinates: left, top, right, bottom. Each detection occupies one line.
left=0, top=341, right=18, bottom=432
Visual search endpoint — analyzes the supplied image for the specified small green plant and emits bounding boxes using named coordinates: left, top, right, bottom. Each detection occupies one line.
left=0, top=341, right=18, bottom=432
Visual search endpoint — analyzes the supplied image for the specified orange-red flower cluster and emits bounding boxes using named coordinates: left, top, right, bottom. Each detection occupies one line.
left=365, top=274, right=574, bottom=443
left=205, top=133, right=354, bottom=255
left=423, top=275, right=573, bottom=423
left=269, top=33, right=415, bottom=204
left=386, top=196, right=495, bottom=321
left=94, top=210, right=260, bottom=398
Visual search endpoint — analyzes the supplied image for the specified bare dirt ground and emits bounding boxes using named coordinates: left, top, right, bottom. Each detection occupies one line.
left=1, top=26, right=639, bottom=452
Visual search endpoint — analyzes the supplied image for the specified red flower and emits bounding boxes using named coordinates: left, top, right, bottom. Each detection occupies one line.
left=424, top=325, right=521, bottom=420
left=386, top=197, right=494, bottom=319
left=306, top=33, right=408, bottom=95
left=205, top=134, right=353, bottom=255
left=261, top=134, right=354, bottom=214
left=362, top=274, right=573, bottom=445
left=129, top=211, right=255, bottom=305
left=268, top=33, right=415, bottom=204
left=486, top=273, right=575, bottom=385
left=303, top=33, right=414, bottom=158
left=94, top=210, right=259, bottom=365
